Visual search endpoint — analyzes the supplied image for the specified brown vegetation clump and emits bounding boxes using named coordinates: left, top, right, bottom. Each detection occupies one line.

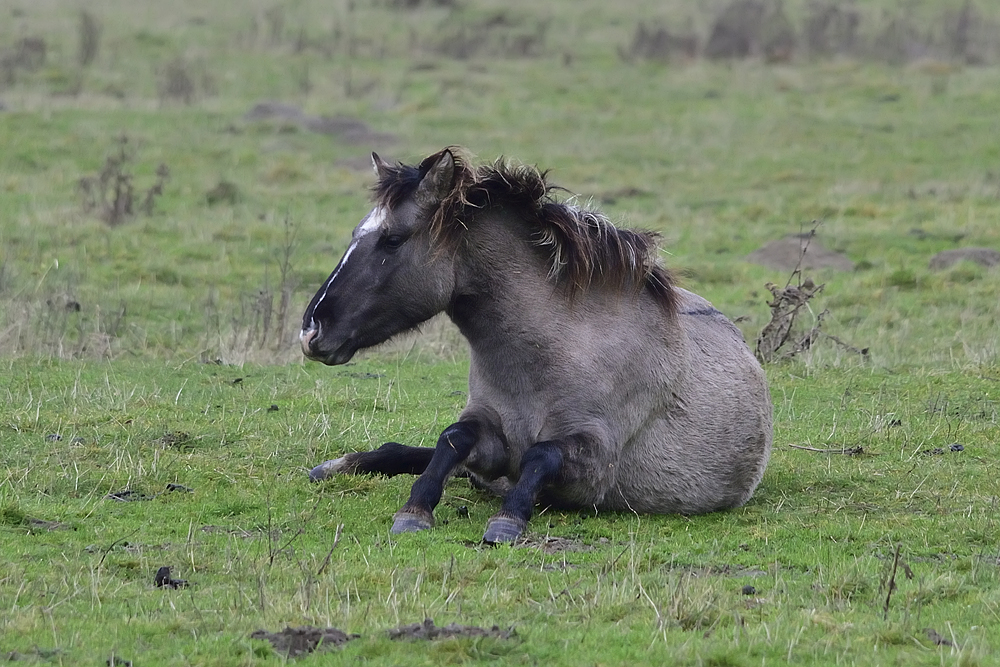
left=78, top=11, right=102, bottom=67
left=619, top=23, right=698, bottom=62
left=705, top=0, right=767, bottom=59
left=157, top=57, right=215, bottom=105
left=78, top=135, right=169, bottom=226
left=802, top=1, right=860, bottom=57
left=619, top=1, right=999, bottom=66
left=754, top=227, right=867, bottom=363
left=1, top=37, right=46, bottom=86
left=755, top=277, right=825, bottom=362
left=433, top=12, right=549, bottom=59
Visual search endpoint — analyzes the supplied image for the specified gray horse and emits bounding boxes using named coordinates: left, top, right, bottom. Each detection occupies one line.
left=300, top=148, right=772, bottom=544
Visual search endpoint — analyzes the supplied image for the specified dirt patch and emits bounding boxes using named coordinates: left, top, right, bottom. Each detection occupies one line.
left=747, top=235, right=854, bottom=272
left=928, top=247, right=1000, bottom=270
left=517, top=534, right=592, bottom=554
left=244, top=102, right=396, bottom=145
left=250, top=626, right=357, bottom=657
left=27, top=517, right=73, bottom=532
left=387, top=618, right=516, bottom=641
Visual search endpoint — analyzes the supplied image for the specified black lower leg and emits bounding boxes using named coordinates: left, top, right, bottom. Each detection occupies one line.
left=484, top=441, right=563, bottom=544
left=392, top=421, right=479, bottom=532
left=348, top=442, right=435, bottom=476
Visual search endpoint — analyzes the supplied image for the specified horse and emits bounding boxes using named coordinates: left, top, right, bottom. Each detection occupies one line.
left=300, top=147, right=773, bottom=544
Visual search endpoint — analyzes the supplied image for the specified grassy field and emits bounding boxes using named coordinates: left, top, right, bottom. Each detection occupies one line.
left=1, top=0, right=999, bottom=665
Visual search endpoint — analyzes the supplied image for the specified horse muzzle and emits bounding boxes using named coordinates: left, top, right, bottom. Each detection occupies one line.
left=299, top=326, right=356, bottom=365
left=299, top=327, right=319, bottom=357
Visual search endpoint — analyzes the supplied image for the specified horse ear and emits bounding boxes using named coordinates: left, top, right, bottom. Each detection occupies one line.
left=415, top=150, right=455, bottom=206
left=371, top=152, right=391, bottom=179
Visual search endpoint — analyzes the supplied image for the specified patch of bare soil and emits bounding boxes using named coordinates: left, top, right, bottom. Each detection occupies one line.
left=244, top=101, right=397, bottom=145
left=928, top=247, right=1000, bottom=270
left=387, top=618, right=516, bottom=641
left=250, top=626, right=357, bottom=657
left=746, top=235, right=855, bottom=271
left=517, top=534, right=592, bottom=554
left=26, top=517, right=73, bottom=532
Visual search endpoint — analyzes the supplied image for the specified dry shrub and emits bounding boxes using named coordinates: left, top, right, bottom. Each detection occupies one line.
left=386, top=0, right=456, bottom=8
left=12, top=37, right=47, bottom=70
left=619, top=23, right=698, bottom=62
left=803, top=1, right=860, bottom=57
left=1, top=36, right=46, bottom=86
left=157, top=57, right=215, bottom=105
left=78, top=135, right=169, bottom=226
left=0, top=290, right=127, bottom=359
left=158, top=58, right=195, bottom=104
left=755, top=227, right=867, bottom=363
left=204, top=217, right=302, bottom=364
left=434, top=12, right=549, bottom=59
left=942, top=1, right=1000, bottom=65
left=869, top=13, right=929, bottom=64
left=705, top=0, right=767, bottom=59
left=264, top=6, right=285, bottom=45
left=78, top=10, right=101, bottom=67
left=755, top=276, right=825, bottom=362
left=206, top=180, right=240, bottom=206
left=705, top=0, right=795, bottom=61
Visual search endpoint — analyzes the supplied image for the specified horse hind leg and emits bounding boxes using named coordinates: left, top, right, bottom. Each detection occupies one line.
left=309, top=442, right=435, bottom=482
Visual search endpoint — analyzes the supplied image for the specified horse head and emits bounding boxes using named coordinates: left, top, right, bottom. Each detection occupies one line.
left=300, top=149, right=458, bottom=365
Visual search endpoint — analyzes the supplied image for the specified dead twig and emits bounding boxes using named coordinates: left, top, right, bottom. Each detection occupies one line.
left=97, top=529, right=141, bottom=568
left=316, top=523, right=344, bottom=576
left=788, top=444, right=869, bottom=455
left=879, top=543, right=913, bottom=620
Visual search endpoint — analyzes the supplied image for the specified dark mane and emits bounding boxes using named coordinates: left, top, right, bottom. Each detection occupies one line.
left=373, top=148, right=676, bottom=314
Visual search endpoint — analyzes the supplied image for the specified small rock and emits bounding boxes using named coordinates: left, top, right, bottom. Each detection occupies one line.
left=46, top=434, right=62, bottom=441
left=741, top=585, right=757, bottom=596
left=949, top=443, right=964, bottom=452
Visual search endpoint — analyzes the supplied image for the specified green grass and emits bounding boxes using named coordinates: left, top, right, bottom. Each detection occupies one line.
left=1, top=360, right=997, bottom=665
left=2, top=0, right=1000, bottom=664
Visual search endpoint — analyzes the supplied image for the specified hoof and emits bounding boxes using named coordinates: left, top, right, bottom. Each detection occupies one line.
left=309, top=457, right=347, bottom=482
left=482, top=516, right=525, bottom=545
left=391, top=511, right=434, bottom=534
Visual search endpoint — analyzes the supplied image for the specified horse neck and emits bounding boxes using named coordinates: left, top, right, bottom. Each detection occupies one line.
left=447, top=210, right=564, bottom=355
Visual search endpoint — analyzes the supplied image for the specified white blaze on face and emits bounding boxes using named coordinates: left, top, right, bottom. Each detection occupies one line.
left=358, top=206, right=387, bottom=237
left=302, top=207, right=389, bottom=334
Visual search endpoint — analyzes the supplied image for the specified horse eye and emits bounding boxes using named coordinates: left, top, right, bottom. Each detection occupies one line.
left=383, top=234, right=406, bottom=251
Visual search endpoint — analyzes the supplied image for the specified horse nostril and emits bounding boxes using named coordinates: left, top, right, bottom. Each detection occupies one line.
left=300, top=328, right=318, bottom=355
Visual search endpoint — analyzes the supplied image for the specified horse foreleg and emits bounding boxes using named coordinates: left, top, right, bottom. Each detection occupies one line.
left=309, top=442, right=435, bottom=482
left=391, top=421, right=480, bottom=533
left=483, top=441, right=564, bottom=544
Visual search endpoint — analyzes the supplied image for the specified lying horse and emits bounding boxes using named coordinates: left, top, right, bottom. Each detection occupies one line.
left=300, top=148, right=772, bottom=543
